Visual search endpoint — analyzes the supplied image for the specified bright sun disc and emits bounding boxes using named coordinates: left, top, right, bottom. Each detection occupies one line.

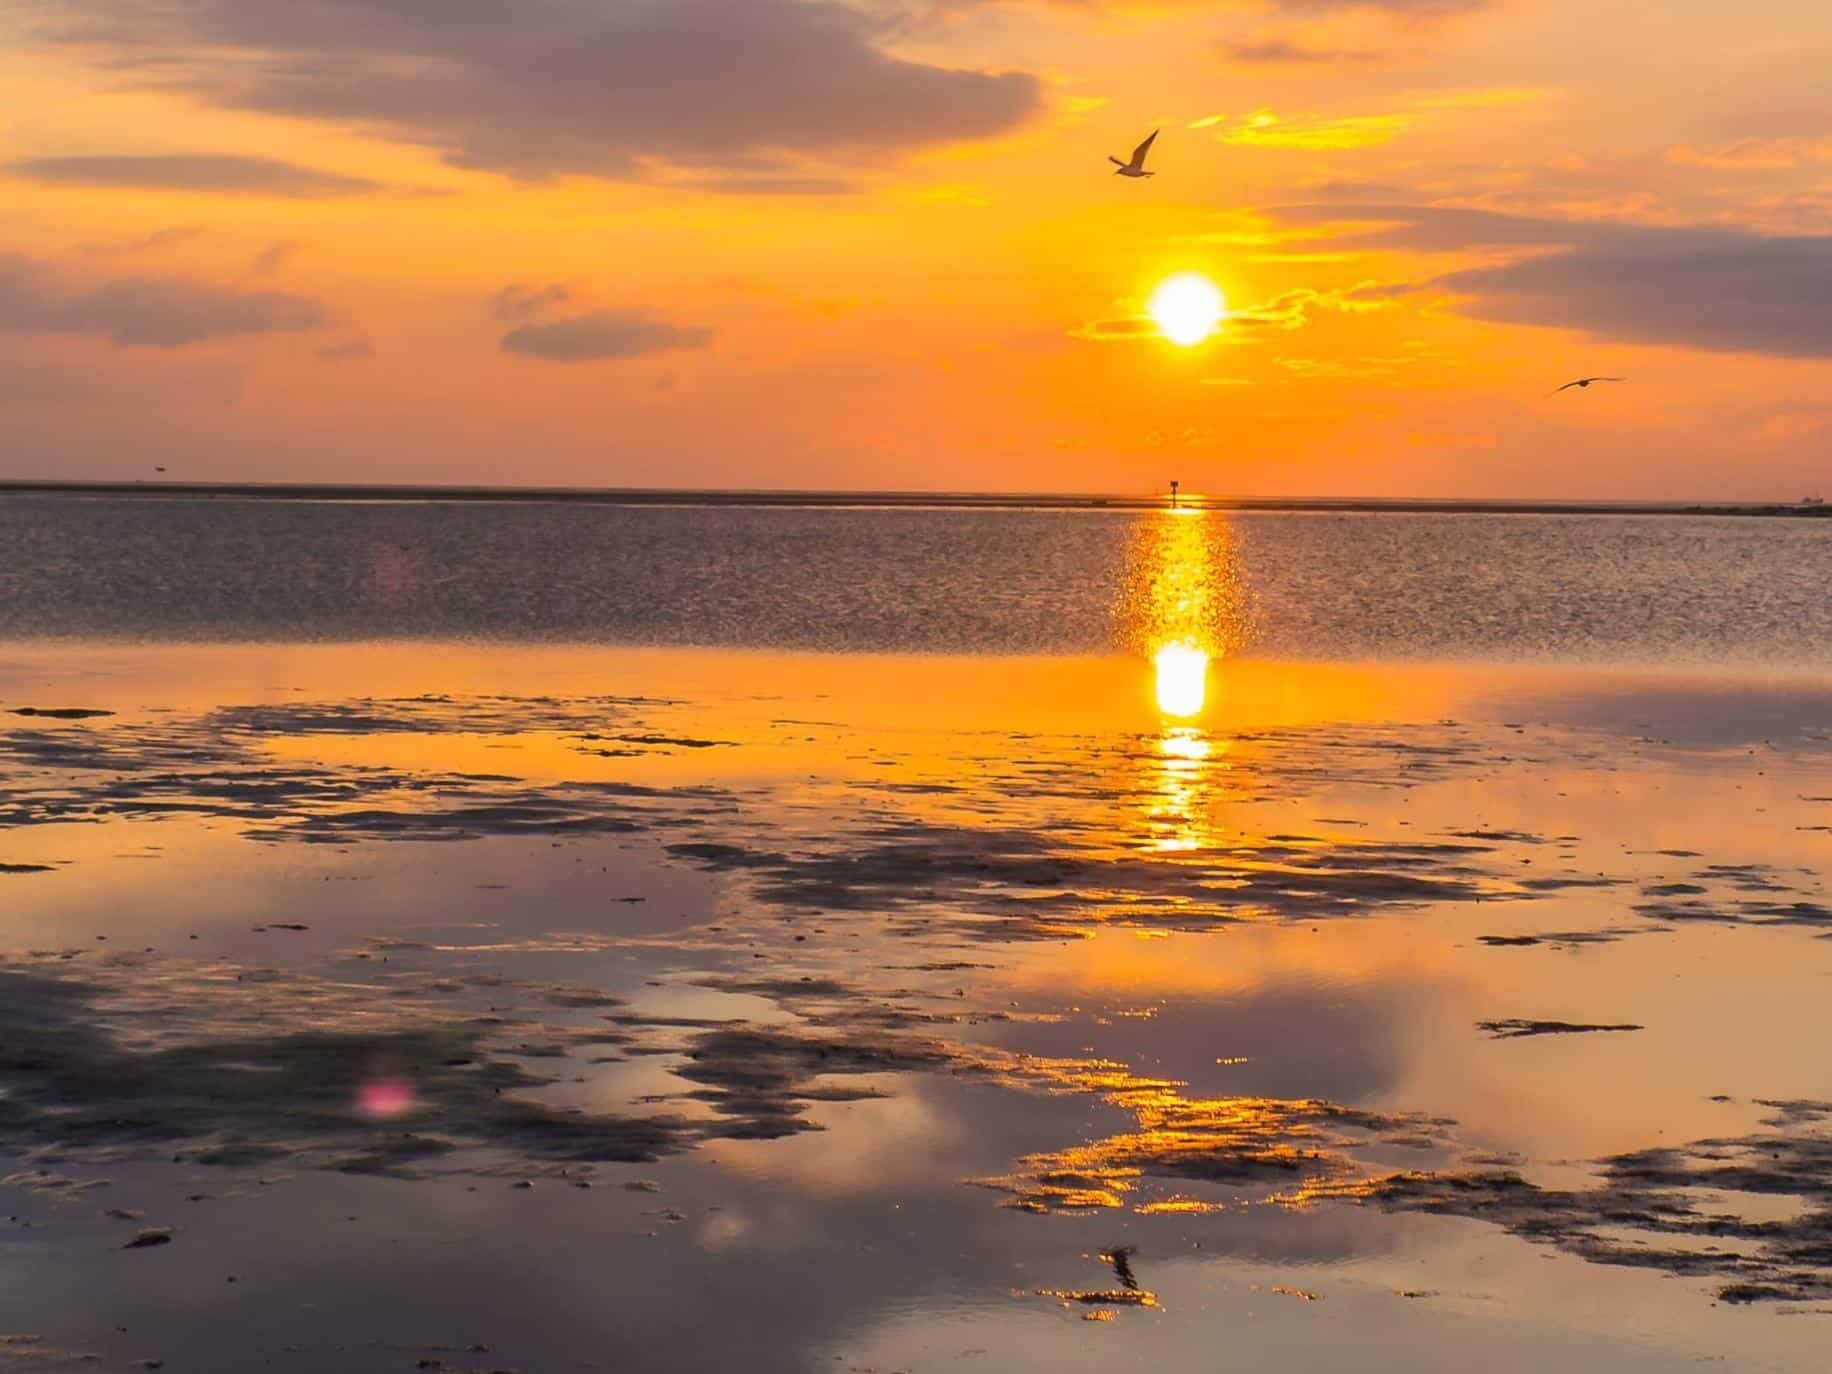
left=1148, top=273, right=1226, bottom=347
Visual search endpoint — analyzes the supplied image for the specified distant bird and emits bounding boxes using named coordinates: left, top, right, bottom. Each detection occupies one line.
left=154, top=466, right=166, bottom=472
left=1102, top=1245, right=1140, bottom=1291
left=1550, top=376, right=1626, bottom=395
left=1109, top=130, right=1158, bottom=179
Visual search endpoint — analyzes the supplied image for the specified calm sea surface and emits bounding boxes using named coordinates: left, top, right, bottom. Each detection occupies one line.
left=2, top=495, right=1828, bottom=662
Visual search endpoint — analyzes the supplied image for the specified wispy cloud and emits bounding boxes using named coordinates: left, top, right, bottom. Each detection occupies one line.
left=1409, top=87, right=1561, bottom=110
left=317, top=337, right=374, bottom=362
left=1667, top=139, right=1832, bottom=171
left=252, top=239, right=301, bottom=275
left=1068, top=315, right=1158, bottom=342
left=500, top=311, right=714, bottom=363
left=7, top=154, right=382, bottom=196
left=1221, top=38, right=1380, bottom=65
left=1217, top=109, right=1413, bottom=151
left=494, top=283, right=574, bottom=324
left=1277, top=0, right=1490, bottom=12
left=0, top=252, right=327, bottom=347
left=1071, top=281, right=1387, bottom=344
left=78, top=225, right=203, bottom=258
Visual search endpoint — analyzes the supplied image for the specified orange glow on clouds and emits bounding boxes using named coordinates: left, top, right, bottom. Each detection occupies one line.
left=2, top=2, right=1831, bottom=498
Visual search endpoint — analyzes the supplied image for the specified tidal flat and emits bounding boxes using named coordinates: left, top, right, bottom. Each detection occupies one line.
left=1, top=640, right=1828, bottom=1373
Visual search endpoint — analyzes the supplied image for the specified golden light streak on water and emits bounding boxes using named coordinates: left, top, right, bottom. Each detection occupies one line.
left=1153, top=643, right=1209, bottom=717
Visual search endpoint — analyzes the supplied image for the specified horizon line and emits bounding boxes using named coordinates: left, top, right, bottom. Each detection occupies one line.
left=0, top=478, right=1827, bottom=518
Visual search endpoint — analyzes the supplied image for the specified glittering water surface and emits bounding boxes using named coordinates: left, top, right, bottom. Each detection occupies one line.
left=2, top=496, right=1829, bottom=662
left=1, top=499, right=1830, bottom=1372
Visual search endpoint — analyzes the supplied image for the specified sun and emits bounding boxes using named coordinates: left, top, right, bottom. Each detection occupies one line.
left=1148, top=273, right=1226, bottom=347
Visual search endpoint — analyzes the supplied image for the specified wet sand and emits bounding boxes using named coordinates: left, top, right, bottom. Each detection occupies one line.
left=1, top=643, right=1828, bottom=1371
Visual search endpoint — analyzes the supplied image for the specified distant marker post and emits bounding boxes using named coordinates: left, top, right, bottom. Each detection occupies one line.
left=1170, top=480, right=1180, bottom=510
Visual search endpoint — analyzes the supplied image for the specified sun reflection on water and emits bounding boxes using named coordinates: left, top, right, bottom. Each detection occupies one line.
left=1154, top=643, right=1209, bottom=717
left=1148, top=725, right=1217, bottom=851
left=1117, top=510, right=1248, bottom=722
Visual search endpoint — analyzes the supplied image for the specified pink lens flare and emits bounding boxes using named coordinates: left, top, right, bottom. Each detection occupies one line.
left=356, top=1077, right=417, bottom=1120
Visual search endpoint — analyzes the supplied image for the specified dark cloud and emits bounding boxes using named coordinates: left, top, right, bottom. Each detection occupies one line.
left=1274, top=202, right=1638, bottom=250
left=1223, top=38, right=1379, bottom=64
left=0, top=253, right=328, bottom=347
left=500, top=311, right=714, bottom=362
left=37, top=0, right=1041, bottom=181
left=1441, top=237, right=1832, bottom=358
left=8, top=154, right=381, bottom=196
left=1275, top=203, right=1832, bottom=358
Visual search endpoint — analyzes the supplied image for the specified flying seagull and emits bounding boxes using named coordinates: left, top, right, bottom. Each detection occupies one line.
left=1550, top=376, right=1626, bottom=395
left=1109, top=130, right=1158, bottom=179
left=1102, top=1246, right=1140, bottom=1292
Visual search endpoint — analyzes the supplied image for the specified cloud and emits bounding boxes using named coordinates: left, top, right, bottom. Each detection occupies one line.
left=1217, top=109, right=1412, bottom=151
left=1222, top=38, right=1379, bottom=64
left=494, top=283, right=573, bottom=323
left=935, top=0, right=1487, bottom=14
left=500, top=310, right=714, bottom=362
left=79, top=225, right=204, bottom=257
left=317, top=337, right=374, bottom=361
left=1068, top=316, right=1158, bottom=342
left=1277, top=355, right=1398, bottom=379
left=1230, top=288, right=1323, bottom=331
left=1071, top=282, right=1386, bottom=343
left=1276, top=0, right=1489, bottom=13
left=37, top=0, right=1042, bottom=181
left=1274, top=202, right=1619, bottom=250
left=1410, top=86, right=1560, bottom=110
left=1666, top=139, right=1832, bottom=171
left=1439, top=237, right=1832, bottom=358
left=252, top=239, right=301, bottom=275
left=7, top=154, right=381, bottom=196
left=1275, top=203, right=1832, bottom=358
left=1301, top=178, right=1419, bottom=202
left=682, top=174, right=858, bottom=196
left=0, top=253, right=328, bottom=347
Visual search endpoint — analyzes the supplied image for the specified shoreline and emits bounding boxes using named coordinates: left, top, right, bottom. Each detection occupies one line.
left=2, top=478, right=1829, bottom=518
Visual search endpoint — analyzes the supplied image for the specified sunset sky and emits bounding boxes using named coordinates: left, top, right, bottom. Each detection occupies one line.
left=4, top=0, right=1831, bottom=498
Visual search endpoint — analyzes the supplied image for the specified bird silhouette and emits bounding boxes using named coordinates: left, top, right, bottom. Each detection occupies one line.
left=1550, top=376, right=1626, bottom=395
left=1109, top=130, right=1158, bottom=179
left=1101, top=1245, right=1140, bottom=1291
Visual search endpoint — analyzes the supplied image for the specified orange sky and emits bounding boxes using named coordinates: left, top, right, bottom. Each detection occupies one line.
left=3, top=0, right=1831, bottom=498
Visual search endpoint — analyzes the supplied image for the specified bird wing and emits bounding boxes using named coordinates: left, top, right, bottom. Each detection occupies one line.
left=1591, top=376, right=1626, bottom=382
left=1104, top=1247, right=1139, bottom=1290
left=1107, top=155, right=1127, bottom=168
left=1553, top=380, right=1583, bottom=392
left=1130, top=129, right=1159, bottom=167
